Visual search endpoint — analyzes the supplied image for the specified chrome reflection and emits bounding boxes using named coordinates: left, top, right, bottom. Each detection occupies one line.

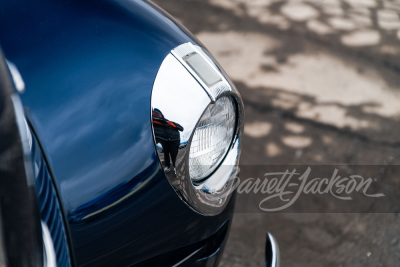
left=151, top=42, right=244, bottom=215
left=152, top=108, right=184, bottom=173
left=42, top=222, right=56, bottom=267
left=6, top=60, right=25, bottom=93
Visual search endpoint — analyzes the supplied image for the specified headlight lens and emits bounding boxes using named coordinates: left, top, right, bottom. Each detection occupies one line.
left=189, top=96, right=236, bottom=182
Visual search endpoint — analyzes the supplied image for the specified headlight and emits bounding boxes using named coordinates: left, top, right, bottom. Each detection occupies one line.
left=151, top=42, right=244, bottom=215
left=189, top=96, right=236, bottom=182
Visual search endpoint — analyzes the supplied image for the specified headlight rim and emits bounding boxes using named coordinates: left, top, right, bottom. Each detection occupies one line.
left=151, top=42, right=244, bottom=216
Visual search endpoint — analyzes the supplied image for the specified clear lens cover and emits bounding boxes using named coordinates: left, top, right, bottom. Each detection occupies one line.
left=189, top=96, right=236, bottom=182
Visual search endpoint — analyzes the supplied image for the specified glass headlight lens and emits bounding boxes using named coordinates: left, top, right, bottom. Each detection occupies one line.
left=189, top=96, right=236, bottom=182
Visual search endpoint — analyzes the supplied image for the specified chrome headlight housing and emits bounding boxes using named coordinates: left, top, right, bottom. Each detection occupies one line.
left=151, top=42, right=244, bottom=215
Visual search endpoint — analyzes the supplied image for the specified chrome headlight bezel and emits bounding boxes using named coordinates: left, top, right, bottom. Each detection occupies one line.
left=151, top=42, right=244, bottom=215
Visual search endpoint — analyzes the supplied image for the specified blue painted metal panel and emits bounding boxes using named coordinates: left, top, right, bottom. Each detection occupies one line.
left=0, top=0, right=234, bottom=265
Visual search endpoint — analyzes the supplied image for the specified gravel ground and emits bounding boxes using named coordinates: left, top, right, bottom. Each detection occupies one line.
left=153, top=0, right=400, bottom=266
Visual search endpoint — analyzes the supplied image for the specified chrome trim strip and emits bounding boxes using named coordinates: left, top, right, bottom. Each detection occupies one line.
left=6, top=60, right=25, bottom=93
left=266, top=232, right=280, bottom=267
left=42, top=222, right=57, bottom=267
left=171, top=248, right=202, bottom=267
left=11, top=94, right=34, bottom=188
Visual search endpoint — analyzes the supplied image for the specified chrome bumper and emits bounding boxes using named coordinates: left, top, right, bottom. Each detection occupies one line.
left=265, top=233, right=280, bottom=267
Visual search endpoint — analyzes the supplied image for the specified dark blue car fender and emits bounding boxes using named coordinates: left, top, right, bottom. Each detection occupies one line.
left=0, top=0, right=235, bottom=266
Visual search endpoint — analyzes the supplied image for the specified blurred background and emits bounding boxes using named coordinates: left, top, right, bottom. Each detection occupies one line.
left=153, top=1, right=400, bottom=266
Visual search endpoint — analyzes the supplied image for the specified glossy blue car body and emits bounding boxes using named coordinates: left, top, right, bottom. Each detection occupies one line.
left=0, top=0, right=235, bottom=266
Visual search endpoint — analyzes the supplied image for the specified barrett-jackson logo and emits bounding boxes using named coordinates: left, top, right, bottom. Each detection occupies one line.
left=224, top=167, right=385, bottom=211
